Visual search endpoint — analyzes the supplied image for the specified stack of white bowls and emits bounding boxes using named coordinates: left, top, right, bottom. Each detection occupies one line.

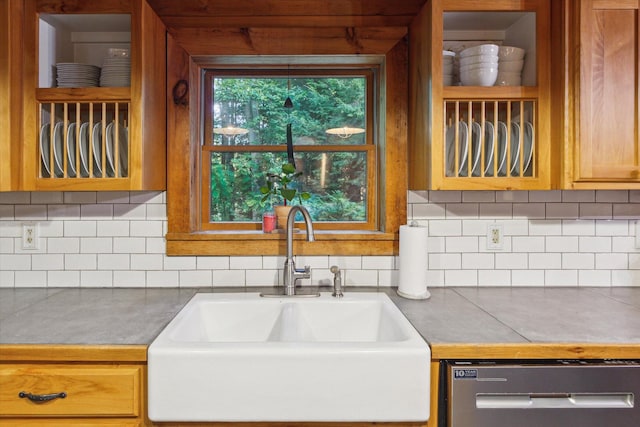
left=100, top=48, right=131, bottom=87
left=459, top=44, right=499, bottom=86
left=496, top=46, right=526, bottom=86
left=443, top=50, right=455, bottom=86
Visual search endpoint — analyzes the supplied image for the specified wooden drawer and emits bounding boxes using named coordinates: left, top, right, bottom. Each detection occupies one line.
left=0, top=364, right=141, bottom=418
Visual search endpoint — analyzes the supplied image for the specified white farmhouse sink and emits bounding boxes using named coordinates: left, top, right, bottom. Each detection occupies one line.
left=148, top=292, right=431, bottom=422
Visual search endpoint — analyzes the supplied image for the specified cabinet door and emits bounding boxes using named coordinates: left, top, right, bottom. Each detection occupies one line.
left=575, top=0, right=639, bottom=185
left=0, top=0, right=22, bottom=191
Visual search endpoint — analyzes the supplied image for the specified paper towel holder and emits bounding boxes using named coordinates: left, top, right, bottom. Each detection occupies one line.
left=397, top=222, right=431, bottom=300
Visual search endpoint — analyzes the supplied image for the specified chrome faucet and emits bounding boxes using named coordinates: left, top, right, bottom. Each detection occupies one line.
left=283, top=205, right=315, bottom=296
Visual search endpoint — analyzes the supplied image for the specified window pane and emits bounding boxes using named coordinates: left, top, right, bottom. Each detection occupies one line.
left=209, top=151, right=367, bottom=223
left=211, top=76, right=366, bottom=146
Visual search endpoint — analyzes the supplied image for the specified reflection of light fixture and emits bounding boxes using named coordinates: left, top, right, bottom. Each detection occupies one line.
left=325, top=127, right=365, bottom=139
left=213, top=126, right=249, bottom=136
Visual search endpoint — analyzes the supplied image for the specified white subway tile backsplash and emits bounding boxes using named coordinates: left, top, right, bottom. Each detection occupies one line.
left=130, top=220, right=163, bottom=237
left=0, top=190, right=638, bottom=288
left=64, top=192, right=97, bottom=204
left=445, top=269, right=477, bottom=286
left=98, top=254, right=130, bottom=270
left=48, top=204, right=81, bottom=219
left=81, top=270, right=112, bottom=287
left=496, top=191, right=528, bottom=203
left=529, top=190, right=561, bottom=202
left=32, top=254, right=64, bottom=270
left=97, top=221, right=130, bottom=237
left=596, top=220, right=630, bottom=236
left=545, top=269, right=578, bottom=286
left=446, top=236, right=478, bottom=253
left=163, top=255, right=196, bottom=271
left=462, top=191, right=495, bottom=203
left=578, top=269, right=611, bottom=286
left=513, top=203, right=545, bottom=219
left=113, top=237, right=145, bottom=254
left=429, top=253, right=461, bottom=270
left=579, top=236, right=612, bottom=253
left=562, top=253, right=594, bottom=269
left=595, top=253, right=628, bottom=270
left=114, top=270, right=146, bottom=287
left=512, top=236, right=545, bottom=252
left=529, top=253, right=561, bottom=270
left=579, top=203, right=612, bottom=219
left=229, top=256, right=262, bottom=270
left=512, top=269, right=545, bottom=286
left=47, top=270, right=80, bottom=287
left=562, top=219, right=595, bottom=236
left=46, top=237, right=80, bottom=253
left=546, top=236, right=579, bottom=252
left=596, top=190, right=628, bottom=203
left=180, top=270, right=214, bottom=287
left=31, top=192, right=63, bottom=204
left=64, top=220, right=97, bottom=237
left=65, top=254, right=97, bottom=270
left=15, top=205, right=47, bottom=220
left=495, top=253, right=527, bottom=269
left=147, top=270, right=179, bottom=287
left=446, top=203, right=479, bottom=218
left=81, top=204, right=114, bottom=219
left=562, top=190, right=595, bottom=203
left=546, top=203, right=579, bottom=219
left=130, top=254, right=163, bottom=270
left=478, top=269, right=511, bottom=286
left=462, top=253, right=494, bottom=269
left=479, top=203, right=512, bottom=218
left=81, top=238, right=113, bottom=254
left=15, top=271, right=47, bottom=287
left=97, top=191, right=130, bottom=204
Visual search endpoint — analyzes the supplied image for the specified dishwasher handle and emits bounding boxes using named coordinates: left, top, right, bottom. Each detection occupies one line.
left=476, top=392, right=635, bottom=409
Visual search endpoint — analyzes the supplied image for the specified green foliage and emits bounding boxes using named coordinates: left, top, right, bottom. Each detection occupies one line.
left=259, top=163, right=311, bottom=206
left=208, top=74, right=369, bottom=223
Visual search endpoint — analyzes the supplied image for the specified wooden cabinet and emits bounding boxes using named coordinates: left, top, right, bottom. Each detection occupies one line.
left=0, top=0, right=23, bottom=191
left=563, top=0, right=640, bottom=189
left=19, top=0, right=167, bottom=191
left=409, top=0, right=554, bottom=190
left=0, top=345, right=147, bottom=426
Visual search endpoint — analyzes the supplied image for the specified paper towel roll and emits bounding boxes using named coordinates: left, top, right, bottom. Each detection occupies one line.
left=397, top=224, right=431, bottom=299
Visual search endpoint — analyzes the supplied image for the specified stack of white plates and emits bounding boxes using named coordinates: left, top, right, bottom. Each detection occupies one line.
left=496, top=46, right=526, bottom=86
left=443, top=50, right=455, bottom=86
left=56, top=63, right=101, bottom=88
left=458, top=44, right=499, bottom=86
left=100, top=57, right=131, bottom=87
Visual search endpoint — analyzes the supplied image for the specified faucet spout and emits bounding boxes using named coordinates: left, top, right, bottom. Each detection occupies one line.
left=283, top=206, right=315, bottom=296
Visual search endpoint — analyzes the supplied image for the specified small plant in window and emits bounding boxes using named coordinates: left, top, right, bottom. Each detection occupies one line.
left=260, top=163, right=311, bottom=230
left=260, top=163, right=311, bottom=206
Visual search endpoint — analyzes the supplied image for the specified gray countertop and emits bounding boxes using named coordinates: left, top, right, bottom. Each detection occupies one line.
left=1, top=287, right=640, bottom=346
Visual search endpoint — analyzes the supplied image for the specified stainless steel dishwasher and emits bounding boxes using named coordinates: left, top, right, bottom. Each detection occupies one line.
left=441, top=360, right=640, bottom=427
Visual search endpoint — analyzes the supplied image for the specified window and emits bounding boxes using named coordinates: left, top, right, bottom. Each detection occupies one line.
left=166, top=39, right=408, bottom=256
left=201, top=68, right=376, bottom=231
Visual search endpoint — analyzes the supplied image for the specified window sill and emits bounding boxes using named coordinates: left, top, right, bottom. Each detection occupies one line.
left=166, top=230, right=398, bottom=256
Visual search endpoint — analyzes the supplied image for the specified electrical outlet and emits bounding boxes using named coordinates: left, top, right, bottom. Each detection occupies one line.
left=636, top=220, right=640, bottom=249
left=22, top=222, right=39, bottom=250
left=486, top=223, right=503, bottom=250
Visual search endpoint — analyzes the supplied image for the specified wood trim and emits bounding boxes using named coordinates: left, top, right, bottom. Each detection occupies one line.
left=430, top=343, right=640, bottom=360
left=35, top=0, right=131, bottom=14
left=169, top=27, right=408, bottom=57
left=0, top=345, right=148, bottom=362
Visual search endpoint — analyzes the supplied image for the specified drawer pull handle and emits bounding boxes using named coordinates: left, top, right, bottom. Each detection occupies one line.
left=19, top=391, right=67, bottom=402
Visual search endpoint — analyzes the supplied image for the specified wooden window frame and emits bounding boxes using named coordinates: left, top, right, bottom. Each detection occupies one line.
left=165, top=29, right=408, bottom=256
left=200, top=67, right=377, bottom=232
